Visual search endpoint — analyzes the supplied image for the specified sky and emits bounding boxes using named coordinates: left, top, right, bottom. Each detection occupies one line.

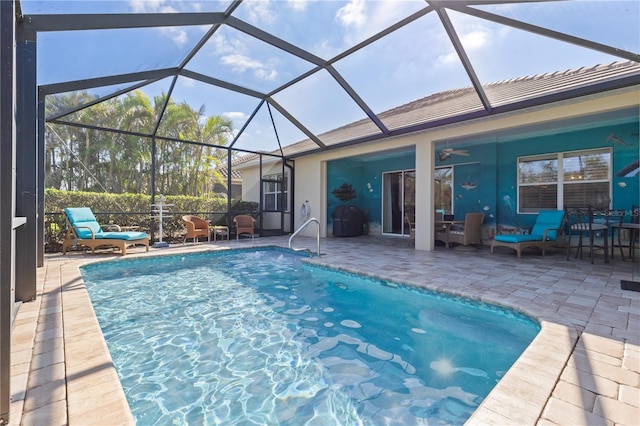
left=26, top=0, right=640, bottom=153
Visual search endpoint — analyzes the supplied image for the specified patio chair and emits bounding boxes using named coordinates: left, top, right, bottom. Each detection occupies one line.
left=233, top=215, right=256, bottom=241
left=565, top=206, right=609, bottom=264
left=405, top=213, right=415, bottom=246
left=490, top=210, right=565, bottom=258
left=62, top=207, right=149, bottom=256
left=182, top=215, right=210, bottom=243
left=436, top=212, right=484, bottom=248
left=610, top=205, right=639, bottom=261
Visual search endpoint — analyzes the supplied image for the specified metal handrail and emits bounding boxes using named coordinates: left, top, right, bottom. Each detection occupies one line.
left=289, top=218, right=320, bottom=256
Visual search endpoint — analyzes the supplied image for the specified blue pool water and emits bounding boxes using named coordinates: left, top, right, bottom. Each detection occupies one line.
left=81, top=247, right=540, bottom=425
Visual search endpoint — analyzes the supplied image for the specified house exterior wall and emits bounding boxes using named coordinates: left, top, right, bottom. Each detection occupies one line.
left=327, top=152, right=416, bottom=236
left=436, top=120, right=638, bottom=238
left=240, top=89, right=639, bottom=249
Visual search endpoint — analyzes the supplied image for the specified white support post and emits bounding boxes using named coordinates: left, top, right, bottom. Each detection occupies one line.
left=151, top=194, right=174, bottom=248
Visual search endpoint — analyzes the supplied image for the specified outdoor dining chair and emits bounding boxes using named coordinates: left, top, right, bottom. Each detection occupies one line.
left=565, top=206, right=610, bottom=264
left=610, top=205, right=639, bottom=261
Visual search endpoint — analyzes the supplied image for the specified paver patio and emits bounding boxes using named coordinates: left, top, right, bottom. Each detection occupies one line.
left=8, top=236, right=640, bottom=425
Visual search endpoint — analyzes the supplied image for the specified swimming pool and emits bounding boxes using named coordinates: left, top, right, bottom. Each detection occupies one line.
left=82, top=247, right=540, bottom=425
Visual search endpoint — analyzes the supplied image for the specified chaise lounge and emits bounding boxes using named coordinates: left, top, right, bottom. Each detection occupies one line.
left=62, top=207, right=149, bottom=256
left=490, top=210, right=565, bottom=258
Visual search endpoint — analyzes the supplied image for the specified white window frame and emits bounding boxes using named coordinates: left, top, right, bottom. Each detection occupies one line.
left=263, top=173, right=289, bottom=212
left=517, top=148, right=611, bottom=214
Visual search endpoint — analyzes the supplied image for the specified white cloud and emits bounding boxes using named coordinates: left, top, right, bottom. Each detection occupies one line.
left=220, top=54, right=278, bottom=81
left=159, top=5, right=178, bottom=13
left=460, top=30, right=489, bottom=50
left=243, top=0, right=277, bottom=25
left=335, top=0, right=422, bottom=50
left=209, top=33, right=236, bottom=56
left=313, top=39, right=340, bottom=59
left=128, top=0, right=167, bottom=13
left=336, top=0, right=366, bottom=28
left=158, top=27, right=188, bottom=47
left=287, top=0, right=308, bottom=12
left=181, top=77, right=195, bottom=88
left=128, top=0, right=205, bottom=13
left=436, top=25, right=493, bottom=66
left=255, top=68, right=278, bottom=81
left=221, top=54, right=263, bottom=72
left=223, top=111, right=249, bottom=121
left=437, top=52, right=459, bottom=65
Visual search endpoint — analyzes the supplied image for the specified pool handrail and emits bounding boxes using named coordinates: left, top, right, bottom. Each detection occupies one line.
left=289, top=218, right=320, bottom=256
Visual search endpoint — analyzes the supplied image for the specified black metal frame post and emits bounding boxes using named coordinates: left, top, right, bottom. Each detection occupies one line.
left=14, top=18, right=37, bottom=303
left=0, top=2, right=15, bottom=422
left=37, top=93, right=45, bottom=267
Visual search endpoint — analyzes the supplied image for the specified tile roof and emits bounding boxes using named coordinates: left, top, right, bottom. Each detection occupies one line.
left=277, top=61, right=640, bottom=158
left=233, top=61, right=639, bottom=168
left=218, top=153, right=261, bottom=178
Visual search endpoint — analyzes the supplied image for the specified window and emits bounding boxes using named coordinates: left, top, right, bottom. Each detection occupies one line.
left=263, top=174, right=288, bottom=212
left=518, top=148, right=611, bottom=213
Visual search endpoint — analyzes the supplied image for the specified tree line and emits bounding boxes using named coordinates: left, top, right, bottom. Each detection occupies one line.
left=45, top=90, right=235, bottom=197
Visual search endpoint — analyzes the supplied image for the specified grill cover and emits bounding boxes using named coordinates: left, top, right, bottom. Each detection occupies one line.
left=332, top=205, right=364, bottom=237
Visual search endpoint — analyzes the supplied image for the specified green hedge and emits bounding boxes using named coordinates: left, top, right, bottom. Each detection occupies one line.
left=45, top=189, right=259, bottom=252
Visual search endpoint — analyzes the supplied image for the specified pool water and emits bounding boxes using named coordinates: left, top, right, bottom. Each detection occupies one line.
left=82, top=248, right=539, bottom=425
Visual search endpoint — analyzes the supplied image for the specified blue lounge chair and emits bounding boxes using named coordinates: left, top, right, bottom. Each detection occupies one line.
left=490, top=210, right=565, bottom=258
left=62, top=207, right=149, bottom=256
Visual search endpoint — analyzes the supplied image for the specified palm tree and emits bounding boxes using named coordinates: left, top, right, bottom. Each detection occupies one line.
left=44, top=89, right=235, bottom=197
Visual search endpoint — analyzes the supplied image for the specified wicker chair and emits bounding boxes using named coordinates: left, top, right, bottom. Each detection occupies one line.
left=182, top=215, right=210, bottom=243
left=436, top=212, right=484, bottom=248
left=233, top=215, right=256, bottom=241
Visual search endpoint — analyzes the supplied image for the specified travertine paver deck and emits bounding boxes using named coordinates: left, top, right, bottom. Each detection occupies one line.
left=9, top=236, right=640, bottom=425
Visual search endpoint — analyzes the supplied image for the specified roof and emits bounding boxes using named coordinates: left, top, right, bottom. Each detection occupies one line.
left=218, top=154, right=258, bottom=180
left=229, top=60, right=640, bottom=167
left=277, top=61, right=640, bottom=157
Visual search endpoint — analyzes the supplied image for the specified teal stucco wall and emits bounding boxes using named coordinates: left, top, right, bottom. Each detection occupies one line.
left=325, top=119, right=638, bottom=239
left=327, top=152, right=416, bottom=235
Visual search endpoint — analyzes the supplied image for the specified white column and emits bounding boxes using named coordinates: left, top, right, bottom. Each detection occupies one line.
left=415, top=141, right=435, bottom=251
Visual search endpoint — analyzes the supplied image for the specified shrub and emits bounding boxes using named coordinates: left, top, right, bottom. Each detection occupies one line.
left=45, top=189, right=259, bottom=252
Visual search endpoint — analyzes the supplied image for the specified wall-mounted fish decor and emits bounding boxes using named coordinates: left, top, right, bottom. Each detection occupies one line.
left=438, top=148, right=470, bottom=161
left=606, top=132, right=629, bottom=146
left=332, top=183, right=357, bottom=201
left=460, top=181, right=477, bottom=191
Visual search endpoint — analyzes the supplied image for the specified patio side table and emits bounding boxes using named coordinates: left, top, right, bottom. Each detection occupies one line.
left=211, top=226, right=229, bottom=241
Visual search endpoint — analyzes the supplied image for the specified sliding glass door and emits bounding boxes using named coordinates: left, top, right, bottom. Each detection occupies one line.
left=434, top=166, right=453, bottom=214
left=382, top=170, right=415, bottom=236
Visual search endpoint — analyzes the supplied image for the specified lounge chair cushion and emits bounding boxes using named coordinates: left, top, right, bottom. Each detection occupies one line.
left=64, top=207, right=102, bottom=238
left=494, top=234, right=547, bottom=243
left=494, top=211, right=565, bottom=244
left=529, top=210, right=566, bottom=240
left=95, top=231, right=149, bottom=240
left=65, top=207, right=148, bottom=241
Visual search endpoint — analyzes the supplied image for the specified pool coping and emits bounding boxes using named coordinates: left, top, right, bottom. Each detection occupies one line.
left=11, top=242, right=583, bottom=424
